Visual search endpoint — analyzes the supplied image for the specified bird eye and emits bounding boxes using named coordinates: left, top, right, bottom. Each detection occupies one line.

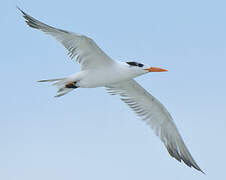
left=138, top=63, right=144, bottom=67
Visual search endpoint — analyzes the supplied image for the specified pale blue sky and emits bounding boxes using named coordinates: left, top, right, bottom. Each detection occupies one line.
left=1, top=0, right=226, bottom=179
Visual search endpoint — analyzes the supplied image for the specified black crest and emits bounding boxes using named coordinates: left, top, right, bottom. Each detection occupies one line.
left=126, top=61, right=144, bottom=67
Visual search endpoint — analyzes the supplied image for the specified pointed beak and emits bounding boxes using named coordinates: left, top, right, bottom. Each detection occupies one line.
left=144, top=67, right=168, bottom=72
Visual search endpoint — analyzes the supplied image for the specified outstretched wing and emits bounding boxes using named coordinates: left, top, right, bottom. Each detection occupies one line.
left=19, top=8, right=114, bottom=70
left=106, top=80, right=203, bottom=173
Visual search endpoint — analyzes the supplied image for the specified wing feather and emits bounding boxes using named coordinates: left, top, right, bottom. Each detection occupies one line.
left=18, top=8, right=113, bottom=70
left=106, top=80, right=204, bottom=173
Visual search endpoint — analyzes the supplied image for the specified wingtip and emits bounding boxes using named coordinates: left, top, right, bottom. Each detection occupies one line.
left=17, top=6, right=28, bottom=19
left=190, top=159, right=205, bottom=174
left=17, top=6, right=23, bottom=14
left=37, top=80, right=46, bottom=82
left=198, top=168, right=206, bottom=175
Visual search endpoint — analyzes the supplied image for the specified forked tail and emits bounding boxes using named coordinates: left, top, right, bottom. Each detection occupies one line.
left=38, top=78, right=77, bottom=97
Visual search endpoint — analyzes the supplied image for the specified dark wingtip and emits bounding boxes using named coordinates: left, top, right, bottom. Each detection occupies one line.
left=17, top=6, right=24, bottom=14
left=166, top=144, right=205, bottom=174
left=16, top=6, right=21, bottom=11
left=17, top=6, right=29, bottom=20
left=199, top=168, right=206, bottom=175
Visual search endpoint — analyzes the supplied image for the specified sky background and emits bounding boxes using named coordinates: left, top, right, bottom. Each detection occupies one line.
left=1, top=0, right=226, bottom=179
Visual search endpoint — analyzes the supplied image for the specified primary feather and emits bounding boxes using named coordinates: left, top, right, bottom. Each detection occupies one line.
left=106, top=80, right=204, bottom=173
left=18, top=8, right=113, bottom=70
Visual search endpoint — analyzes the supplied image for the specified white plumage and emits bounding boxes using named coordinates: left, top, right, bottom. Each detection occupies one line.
left=19, top=8, right=204, bottom=173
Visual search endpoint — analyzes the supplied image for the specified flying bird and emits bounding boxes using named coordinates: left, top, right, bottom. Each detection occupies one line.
left=19, top=8, right=204, bottom=173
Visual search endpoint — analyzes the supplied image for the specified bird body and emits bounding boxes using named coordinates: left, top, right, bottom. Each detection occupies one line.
left=64, top=61, right=147, bottom=88
left=19, top=8, right=204, bottom=173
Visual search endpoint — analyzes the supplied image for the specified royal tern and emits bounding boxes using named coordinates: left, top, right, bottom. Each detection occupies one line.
left=19, top=8, right=204, bottom=173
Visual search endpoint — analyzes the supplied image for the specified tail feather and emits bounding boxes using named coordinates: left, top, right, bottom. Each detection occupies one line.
left=38, top=78, right=75, bottom=97
left=37, top=78, right=64, bottom=82
left=54, top=88, right=74, bottom=97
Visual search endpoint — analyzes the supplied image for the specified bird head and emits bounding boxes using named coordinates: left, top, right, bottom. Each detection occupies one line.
left=126, top=61, right=168, bottom=75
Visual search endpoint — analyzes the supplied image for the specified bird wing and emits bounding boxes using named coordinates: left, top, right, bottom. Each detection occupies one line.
left=105, top=79, right=203, bottom=173
left=19, top=8, right=114, bottom=70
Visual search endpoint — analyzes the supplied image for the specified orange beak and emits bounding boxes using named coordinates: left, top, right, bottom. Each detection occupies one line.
left=144, top=67, right=168, bottom=72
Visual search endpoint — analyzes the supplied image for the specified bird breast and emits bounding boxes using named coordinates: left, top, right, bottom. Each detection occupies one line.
left=77, top=64, right=137, bottom=88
